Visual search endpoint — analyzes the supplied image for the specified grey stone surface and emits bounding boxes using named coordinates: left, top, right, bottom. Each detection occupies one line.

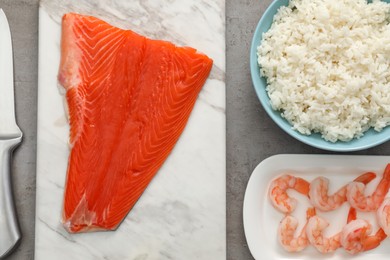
left=226, top=0, right=390, bottom=259
left=1, top=0, right=390, bottom=259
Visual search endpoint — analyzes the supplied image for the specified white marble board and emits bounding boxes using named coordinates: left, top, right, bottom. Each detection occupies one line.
left=35, top=1, right=226, bottom=259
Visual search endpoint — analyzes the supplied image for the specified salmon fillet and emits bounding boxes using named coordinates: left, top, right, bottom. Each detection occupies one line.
left=58, top=13, right=213, bottom=233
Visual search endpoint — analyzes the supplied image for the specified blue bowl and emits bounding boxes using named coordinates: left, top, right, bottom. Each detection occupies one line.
left=250, top=0, right=390, bottom=152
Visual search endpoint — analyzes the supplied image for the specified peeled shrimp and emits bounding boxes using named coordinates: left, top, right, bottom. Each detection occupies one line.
left=377, top=197, right=390, bottom=236
left=278, top=208, right=316, bottom=252
left=309, top=172, right=376, bottom=211
left=347, top=164, right=390, bottom=211
left=341, top=219, right=387, bottom=254
left=269, top=174, right=310, bottom=213
left=341, top=207, right=387, bottom=254
left=306, top=216, right=342, bottom=253
left=304, top=201, right=367, bottom=254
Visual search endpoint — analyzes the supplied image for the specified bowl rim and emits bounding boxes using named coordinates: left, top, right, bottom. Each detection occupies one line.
left=249, top=0, right=390, bottom=152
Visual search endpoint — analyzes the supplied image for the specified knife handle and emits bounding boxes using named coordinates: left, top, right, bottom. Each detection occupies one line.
left=0, top=138, right=21, bottom=259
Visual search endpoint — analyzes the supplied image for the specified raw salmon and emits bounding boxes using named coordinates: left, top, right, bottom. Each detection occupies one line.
left=58, top=13, right=213, bottom=233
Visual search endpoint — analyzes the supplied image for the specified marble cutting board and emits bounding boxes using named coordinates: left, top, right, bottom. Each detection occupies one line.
left=35, top=1, right=225, bottom=259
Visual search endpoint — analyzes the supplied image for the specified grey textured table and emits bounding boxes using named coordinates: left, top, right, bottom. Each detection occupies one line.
left=3, top=0, right=390, bottom=259
left=226, top=1, right=390, bottom=260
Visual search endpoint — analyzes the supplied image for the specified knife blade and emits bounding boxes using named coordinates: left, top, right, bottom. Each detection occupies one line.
left=0, top=9, right=22, bottom=259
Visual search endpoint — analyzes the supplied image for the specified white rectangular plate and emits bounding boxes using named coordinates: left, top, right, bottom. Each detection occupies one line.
left=243, top=154, right=390, bottom=260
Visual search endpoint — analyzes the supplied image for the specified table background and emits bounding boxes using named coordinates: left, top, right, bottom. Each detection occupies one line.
left=2, top=0, right=390, bottom=259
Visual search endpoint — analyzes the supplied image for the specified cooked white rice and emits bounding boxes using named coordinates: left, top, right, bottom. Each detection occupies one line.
left=257, top=0, right=390, bottom=142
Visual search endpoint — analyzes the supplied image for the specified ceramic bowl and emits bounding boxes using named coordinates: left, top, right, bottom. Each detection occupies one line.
left=250, top=0, right=390, bottom=152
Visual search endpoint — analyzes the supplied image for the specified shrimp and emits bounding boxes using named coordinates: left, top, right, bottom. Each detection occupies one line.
left=278, top=207, right=316, bottom=252
left=341, top=207, right=387, bottom=254
left=309, top=172, right=376, bottom=211
left=269, top=174, right=310, bottom=213
left=341, top=220, right=387, bottom=254
left=377, top=197, right=390, bottom=236
left=347, top=164, right=390, bottom=211
left=306, top=216, right=342, bottom=253
left=304, top=198, right=370, bottom=254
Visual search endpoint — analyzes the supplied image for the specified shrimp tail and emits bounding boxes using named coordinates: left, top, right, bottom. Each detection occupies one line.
left=383, top=164, right=390, bottom=181
left=362, top=228, right=387, bottom=251
left=295, top=177, right=310, bottom=196
left=306, top=207, right=316, bottom=219
left=354, top=172, right=376, bottom=185
left=376, top=228, right=387, bottom=241
left=347, top=207, right=357, bottom=223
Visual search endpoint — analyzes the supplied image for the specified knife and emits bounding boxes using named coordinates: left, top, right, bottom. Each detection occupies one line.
left=0, top=9, right=22, bottom=259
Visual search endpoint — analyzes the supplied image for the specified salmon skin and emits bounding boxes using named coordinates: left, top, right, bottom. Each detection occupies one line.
left=58, top=13, right=213, bottom=233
